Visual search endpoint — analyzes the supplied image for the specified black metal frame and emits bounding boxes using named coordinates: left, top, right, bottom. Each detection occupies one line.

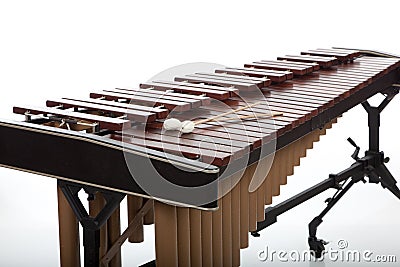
left=252, top=86, right=400, bottom=258
left=58, top=180, right=126, bottom=267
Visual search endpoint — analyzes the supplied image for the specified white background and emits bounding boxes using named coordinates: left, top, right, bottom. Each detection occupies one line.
left=0, top=1, right=399, bottom=266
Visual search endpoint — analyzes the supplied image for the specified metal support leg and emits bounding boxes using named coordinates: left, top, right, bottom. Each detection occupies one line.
left=308, top=178, right=357, bottom=258
left=58, top=180, right=125, bottom=267
left=375, top=164, right=400, bottom=200
left=252, top=162, right=364, bottom=235
left=252, top=85, right=400, bottom=258
left=84, top=228, right=101, bottom=267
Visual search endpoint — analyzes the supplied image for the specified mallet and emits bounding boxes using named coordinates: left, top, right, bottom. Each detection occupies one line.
left=163, top=101, right=282, bottom=134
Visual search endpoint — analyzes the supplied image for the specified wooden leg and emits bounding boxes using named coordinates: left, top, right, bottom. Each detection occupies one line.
left=154, top=201, right=178, bottom=267
left=127, top=195, right=144, bottom=243
left=57, top=186, right=81, bottom=267
left=333, top=116, right=339, bottom=123
left=320, top=125, right=327, bottom=137
left=326, top=121, right=333, bottom=129
left=177, top=207, right=191, bottom=267
left=256, top=181, right=265, bottom=222
left=201, top=210, right=213, bottom=267
left=143, top=201, right=154, bottom=225
left=248, top=184, right=258, bottom=232
left=239, top=168, right=250, bottom=249
left=89, top=192, right=108, bottom=261
left=312, top=128, right=320, bottom=143
left=286, top=144, right=294, bottom=176
left=231, top=182, right=241, bottom=267
left=305, top=131, right=314, bottom=150
left=249, top=157, right=269, bottom=222
left=264, top=170, right=273, bottom=205
left=222, top=192, right=232, bottom=267
left=301, top=137, right=306, bottom=159
left=280, top=147, right=288, bottom=185
left=212, top=202, right=223, bottom=266
left=294, top=140, right=301, bottom=167
left=107, top=207, right=121, bottom=267
left=190, top=209, right=202, bottom=267
left=272, top=151, right=281, bottom=197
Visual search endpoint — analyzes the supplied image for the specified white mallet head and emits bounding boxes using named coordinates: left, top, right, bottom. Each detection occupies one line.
left=163, top=118, right=182, bottom=131
left=180, top=120, right=195, bottom=134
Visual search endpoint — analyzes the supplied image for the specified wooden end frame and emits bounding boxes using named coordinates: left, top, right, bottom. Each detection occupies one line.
left=0, top=119, right=220, bottom=209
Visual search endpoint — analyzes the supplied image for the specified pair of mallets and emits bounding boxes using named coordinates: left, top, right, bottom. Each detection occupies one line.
left=163, top=101, right=282, bottom=134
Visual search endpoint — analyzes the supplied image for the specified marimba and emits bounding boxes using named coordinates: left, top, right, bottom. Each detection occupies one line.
left=1, top=48, right=400, bottom=267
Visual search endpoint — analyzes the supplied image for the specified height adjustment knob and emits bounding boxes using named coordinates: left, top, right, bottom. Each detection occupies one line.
left=347, top=137, right=358, bottom=148
left=347, top=137, right=360, bottom=160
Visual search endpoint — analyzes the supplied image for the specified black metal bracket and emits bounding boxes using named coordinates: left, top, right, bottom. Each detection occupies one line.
left=58, top=180, right=125, bottom=267
left=251, top=85, right=400, bottom=258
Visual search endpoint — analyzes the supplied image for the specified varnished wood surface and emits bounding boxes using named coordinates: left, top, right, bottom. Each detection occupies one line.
left=12, top=54, right=399, bottom=169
